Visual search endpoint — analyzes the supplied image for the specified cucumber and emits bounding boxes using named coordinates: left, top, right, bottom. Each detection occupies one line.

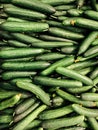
left=91, top=38, right=98, bottom=46
left=0, top=94, right=21, bottom=110
left=12, top=0, right=56, bottom=14
left=67, top=9, right=84, bottom=17
left=41, top=0, right=76, bottom=6
left=4, top=4, right=46, bottom=20
left=55, top=5, right=75, bottom=11
left=72, top=104, right=98, bottom=117
left=16, top=81, right=51, bottom=106
left=13, top=105, right=47, bottom=130
left=52, top=96, right=65, bottom=107
left=84, top=46, right=98, bottom=57
left=84, top=10, right=98, bottom=21
left=11, top=33, right=41, bottom=44
left=15, top=97, right=36, bottom=115
left=31, top=41, right=74, bottom=48
left=10, top=78, right=32, bottom=86
left=7, top=17, right=28, bottom=22
left=56, top=89, right=96, bottom=107
left=67, top=60, right=98, bottom=70
left=0, top=91, right=18, bottom=100
left=61, top=45, right=77, bottom=54
left=42, top=115, right=84, bottom=129
left=39, top=105, right=73, bottom=120
left=34, top=76, right=83, bottom=88
left=88, top=117, right=98, bottom=130
left=0, top=21, right=49, bottom=32
left=81, top=93, right=98, bottom=101
left=38, top=34, right=77, bottom=42
left=49, top=27, right=85, bottom=40
left=4, top=57, right=34, bottom=62
left=0, top=115, right=13, bottom=123
left=24, top=120, right=41, bottom=130
left=0, top=48, right=45, bottom=59
left=90, top=67, right=98, bottom=79
left=41, top=56, right=74, bottom=76
left=78, top=31, right=98, bottom=55
left=7, top=40, right=28, bottom=47
left=56, top=67, right=93, bottom=85
left=53, top=11, right=67, bottom=16
left=2, top=61, right=50, bottom=71
left=73, top=18, right=98, bottom=30
left=67, top=86, right=92, bottom=94
left=2, top=71, right=36, bottom=80
left=14, top=101, right=40, bottom=122
left=35, top=52, right=66, bottom=61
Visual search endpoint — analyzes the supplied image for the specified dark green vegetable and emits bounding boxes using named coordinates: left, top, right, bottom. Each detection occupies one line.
left=0, top=21, right=49, bottom=32
left=12, top=0, right=56, bottom=14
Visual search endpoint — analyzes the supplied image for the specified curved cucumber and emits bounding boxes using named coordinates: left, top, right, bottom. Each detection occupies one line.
left=16, top=81, right=51, bottom=106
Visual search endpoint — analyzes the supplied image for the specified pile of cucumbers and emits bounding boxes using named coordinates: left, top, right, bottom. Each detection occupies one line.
left=0, top=0, right=98, bottom=130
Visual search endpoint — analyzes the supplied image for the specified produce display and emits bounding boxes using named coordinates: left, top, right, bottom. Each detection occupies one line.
left=0, top=0, right=98, bottom=130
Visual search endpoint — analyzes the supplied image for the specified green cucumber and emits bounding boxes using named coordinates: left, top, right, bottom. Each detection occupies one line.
left=12, top=0, right=55, bottom=14
left=15, top=97, right=36, bottom=115
left=85, top=10, right=98, bottom=21
left=56, top=89, right=96, bottom=107
left=61, top=45, right=77, bottom=54
left=81, top=93, right=98, bottom=101
left=56, top=67, right=93, bottom=85
left=36, top=52, right=66, bottom=61
left=38, top=34, right=77, bottom=42
left=34, top=76, right=82, bottom=88
left=0, top=115, right=13, bottom=123
left=16, top=81, right=51, bottom=106
left=66, top=86, right=92, bottom=94
left=31, top=41, right=74, bottom=48
left=4, top=4, right=46, bottom=20
left=0, top=48, right=45, bottom=59
left=88, top=117, right=98, bottom=130
left=2, top=61, right=50, bottom=71
left=13, top=105, right=47, bottom=130
left=39, top=105, right=73, bottom=120
left=24, top=120, right=41, bottom=130
left=49, top=27, right=85, bottom=40
left=67, top=9, right=84, bottom=17
left=11, top=33, right=41, bottom=44
left=0, top=91, right=18, bottom=99
left=0, top=94, right=21, bottom=110
left=2, top=71, right=36, bottom=80
left=42, top=115, right=84, bottom=129
left=41, top=56, right=74, bottom=76
left=55, top=5, right=75, bottom=11
left=0, top=21, right=49, bottom=32
left=14, top=101, right=40, bottom=122
left=78, top=31, right=98, bottom=55
left=72, top=104, right=98, bottom=117
left=41, top=0, right=76, bottom=6
left=7, top=40, right=29, bottom=47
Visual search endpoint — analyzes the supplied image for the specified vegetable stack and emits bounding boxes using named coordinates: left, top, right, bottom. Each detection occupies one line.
left=0, top=0, right=98, bottom=130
